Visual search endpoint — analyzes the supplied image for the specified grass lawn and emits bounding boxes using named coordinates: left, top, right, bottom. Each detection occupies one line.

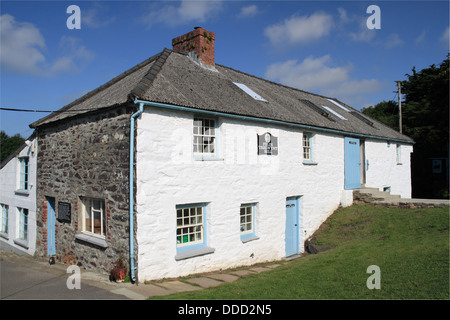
left=151, top=205, right=449, bottom=300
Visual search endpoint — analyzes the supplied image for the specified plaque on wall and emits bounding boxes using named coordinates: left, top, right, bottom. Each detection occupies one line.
left=58, top=202, right=71, bottom=223
left=257, top=132, right=278, bottom=155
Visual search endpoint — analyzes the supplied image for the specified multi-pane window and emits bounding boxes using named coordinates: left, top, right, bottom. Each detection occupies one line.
left=193, top=118, right=216, bottom=155
left=240, top=205, right=253, bottom=235
left=176, top=205, right=204, bottom=248
left=1, top=204, right=8, bottom=234
left=82, top=199, right=106, bottom=236
left=303, top=133, right=312, bottom=161
left=18, top=157, right=29, bottom=190
left=18, top=207, right=28, bottom=241
left=240, top=204, right=257, bottom=241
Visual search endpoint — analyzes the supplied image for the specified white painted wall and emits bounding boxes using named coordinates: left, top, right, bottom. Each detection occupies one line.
left=0, top=138, right=37, bottom=255
left=135, top=108, right=412, bottom=280
left=364, top=140, right=413, bottom=198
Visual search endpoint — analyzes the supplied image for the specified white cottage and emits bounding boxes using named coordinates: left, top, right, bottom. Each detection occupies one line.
left=28, top=28, right=413, bottom=282
left=0, top=134, right=38, bottom=255
left=129, top=28, right=413, bottom=280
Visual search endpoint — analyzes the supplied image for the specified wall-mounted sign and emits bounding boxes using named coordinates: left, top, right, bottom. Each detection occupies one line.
left=58, top=202, right=71, bottom=223
left=257, top=132, right=278, bottom=155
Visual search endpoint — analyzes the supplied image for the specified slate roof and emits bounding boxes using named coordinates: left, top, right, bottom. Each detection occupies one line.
left=31, top=48, right=413, bottom=143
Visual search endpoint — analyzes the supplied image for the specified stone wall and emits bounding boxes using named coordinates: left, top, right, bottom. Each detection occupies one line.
left=35, top=105, right=133, bottom=275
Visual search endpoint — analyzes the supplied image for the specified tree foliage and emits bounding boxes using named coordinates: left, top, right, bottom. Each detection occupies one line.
left=362, top=55, right=449, bottom=198
left=0, top=131, right=25, bottom=163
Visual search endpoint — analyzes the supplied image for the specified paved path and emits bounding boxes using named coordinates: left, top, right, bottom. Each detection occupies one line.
left=1, top=249, right=288, bottom=300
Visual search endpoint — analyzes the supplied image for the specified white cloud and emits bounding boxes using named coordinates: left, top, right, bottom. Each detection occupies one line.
left=415, top=30, right=427, bottom=45
left=238, top=5, right=258, bottom=18
left=265, top=55, right=386, bottom=107
left=440, top=26, right=449, bottom=45
left=82, top=3, right=116, bottom=28
left=0, top=14, right=94, bottom=76
left=264, top=12, right=333, bottom=46
left=0, top=14, right=46, bottom=75
left=265, top=55, right=350, bottom=91
left=140, top=0, right=223, bottom=28
left=384, top=33, right=404, bottom=48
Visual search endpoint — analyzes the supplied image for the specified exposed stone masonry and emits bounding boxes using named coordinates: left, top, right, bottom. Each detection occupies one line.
left=35, top=105, right=134, bottom=275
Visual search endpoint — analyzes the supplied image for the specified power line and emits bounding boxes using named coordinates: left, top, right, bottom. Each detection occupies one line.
left=0, top=107, right=96, bottom=114
left=0, top=107, right=53, bottom=113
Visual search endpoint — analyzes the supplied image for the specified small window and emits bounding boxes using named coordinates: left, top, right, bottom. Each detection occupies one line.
left=82, top=198, right=106, bottom=237
left=396, top=144, right=402, bottom=164
left=1, top=204, right=8, bottom=234
left=303, top=133, right=312, bottom=162
left=18, top=157, right=29, bottom=190
left=18, top=207, right=28, bottom=241
left=193, top=118, right=217, bottom=156
left=240, top=203, right=256, bottom=240
left=176, top=204, right=205, bottom=249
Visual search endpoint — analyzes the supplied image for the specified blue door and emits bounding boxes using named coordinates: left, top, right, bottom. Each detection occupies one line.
left=285, top=197, right=299, bottom=257
left=344, top=137, right=361, bottom=189
left=46, top=197, right=56, bottom=256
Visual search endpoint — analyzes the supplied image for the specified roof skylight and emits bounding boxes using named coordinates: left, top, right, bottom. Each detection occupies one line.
left=350, top=111, right=374, bottom=126
left=327, top=99, right=350, bottom=112
left=323, top=106, right=347, bottom=120
left=233, top=82, right=268, bottom=102
left=301, top=99, right=330, bottom=118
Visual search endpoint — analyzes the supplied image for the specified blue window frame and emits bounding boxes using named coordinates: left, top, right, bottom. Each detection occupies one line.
left=1, top=204, right=8, bottom=234
left=176, top=203, right=207, bottom=252
left=302, top=133, right=314, bottom=163
left=18, top=157, right=29, bottom=190
left=240, top=203, right=256, bottom=241
left=18, top=207, right=28, bottom=241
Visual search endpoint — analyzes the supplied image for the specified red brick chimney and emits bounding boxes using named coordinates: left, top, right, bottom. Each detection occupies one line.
left=172, top=27, right=215, bottom=66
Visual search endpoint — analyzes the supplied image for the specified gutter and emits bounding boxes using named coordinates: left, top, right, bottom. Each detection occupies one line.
left=129, top=102, right=144, bottom=283
left=133, top=98, right=414, bottom=145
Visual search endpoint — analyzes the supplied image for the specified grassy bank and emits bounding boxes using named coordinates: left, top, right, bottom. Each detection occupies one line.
left=152, top=205, right=449, bottom=299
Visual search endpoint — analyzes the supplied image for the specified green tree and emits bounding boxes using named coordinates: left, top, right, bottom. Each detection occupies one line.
left=0, top=131, right=25, bottom=163
left=361, top=100, right=399, bottom=132
left=362, top=55, right=449, bottom=198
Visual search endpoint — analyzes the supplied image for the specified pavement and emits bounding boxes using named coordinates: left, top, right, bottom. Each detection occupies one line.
left=0, top=249, right=288, bottom=300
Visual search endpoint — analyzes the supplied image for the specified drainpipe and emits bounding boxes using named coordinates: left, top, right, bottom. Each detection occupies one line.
left=129, top=102, right=144, bottom=283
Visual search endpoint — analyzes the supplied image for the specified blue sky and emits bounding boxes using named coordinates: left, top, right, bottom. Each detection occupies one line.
left=1, top=0, right=449, bottom=137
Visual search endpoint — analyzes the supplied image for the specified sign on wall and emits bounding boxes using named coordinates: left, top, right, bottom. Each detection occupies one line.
left=257, top=132, right=278, bottom=155
left=58, top=202, right=71, bottom=223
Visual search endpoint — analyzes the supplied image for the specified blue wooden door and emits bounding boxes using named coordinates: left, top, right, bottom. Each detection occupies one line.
left=285, top=198, right=299, bottom=257
left=344, top=137, right=361, bottom=189
left=47, top=197, right=56, bottom=256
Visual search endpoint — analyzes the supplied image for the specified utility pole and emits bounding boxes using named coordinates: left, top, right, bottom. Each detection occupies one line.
left=396, top=81, right=403, bottom=134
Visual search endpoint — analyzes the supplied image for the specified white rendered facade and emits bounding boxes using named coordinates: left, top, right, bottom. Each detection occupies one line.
left=0, top=138, right=37, bottom=255
left=135, top=107, right=412, bottom=281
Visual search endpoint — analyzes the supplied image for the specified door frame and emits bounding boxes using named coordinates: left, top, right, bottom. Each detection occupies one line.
left=285, top=196, right=301, bottom=257
left=46, top=197, right=56, bottom=256
left=344, top=137, right=361, bottom=190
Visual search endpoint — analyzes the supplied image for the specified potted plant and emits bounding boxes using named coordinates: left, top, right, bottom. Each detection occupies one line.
left=110, top=256, right=127, bottom=282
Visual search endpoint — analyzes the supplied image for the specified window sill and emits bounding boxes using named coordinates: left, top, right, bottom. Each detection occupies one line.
left=175, top=246, right=215, bottom=261
left=13, top=238, right=29, bottom=249
left=15, top=189, right=29, bottom=196
left=303, top=161, right=318, bottom=166
left=75, top=233, right=108, bottom=248
left=241, top=235, right=260, bottom=243
left=194, top=157, right=224, bottom=162
left=0, top=232, right=9, bottom=240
